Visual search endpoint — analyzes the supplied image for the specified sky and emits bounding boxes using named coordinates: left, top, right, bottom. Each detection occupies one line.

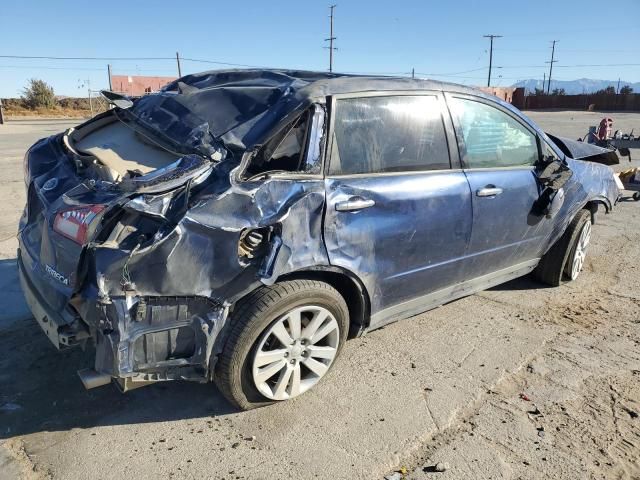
left=1, top=0, right=639, bottom=97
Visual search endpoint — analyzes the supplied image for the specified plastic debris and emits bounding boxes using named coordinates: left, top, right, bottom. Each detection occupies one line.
left=519, top=393, right=531, bottom=401
left=528, top=406, right=542, bottom=416
left=384, top=473, right=402, bottom=480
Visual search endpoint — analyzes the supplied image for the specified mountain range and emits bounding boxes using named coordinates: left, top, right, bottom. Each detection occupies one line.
left=511, top=78, right=640, bottom=95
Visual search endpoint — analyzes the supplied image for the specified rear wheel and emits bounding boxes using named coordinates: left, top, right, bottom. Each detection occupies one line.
left=214, top=280, right=349, bottom=410
left=533, top=209, right=592, bottom=286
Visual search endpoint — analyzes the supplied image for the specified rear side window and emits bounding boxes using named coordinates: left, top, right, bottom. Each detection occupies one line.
left=449, top=97, right=539, bottom=168
left=244, top=111, right=311, bottom=179
left=330, top=95, right=450, bottom=175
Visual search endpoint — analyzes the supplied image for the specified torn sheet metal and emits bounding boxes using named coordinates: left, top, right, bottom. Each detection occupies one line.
left=547, top=134, right=620, bottom=166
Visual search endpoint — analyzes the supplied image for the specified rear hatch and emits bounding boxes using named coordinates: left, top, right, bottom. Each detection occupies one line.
left=19, top=124, right=215, bottom=320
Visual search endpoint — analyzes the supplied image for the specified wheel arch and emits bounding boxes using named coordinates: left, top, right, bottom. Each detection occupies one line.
left=584, top=196, right=611, bottom=224
left=273, top=266, right=371, bottom=338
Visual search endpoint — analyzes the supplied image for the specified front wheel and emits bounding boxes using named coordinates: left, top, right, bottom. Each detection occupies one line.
left=565, top=218, right=591, bottom=280
left=214, top=280, right=349, bottom=410
left=533, top=209, right=592, bottom=286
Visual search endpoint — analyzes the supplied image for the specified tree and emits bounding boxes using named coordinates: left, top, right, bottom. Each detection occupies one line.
left=595, top=86, right=616, bottom=95
left=551, top=88, right=566, bottom=96
left=620, top=85, right=634, bottom=95
left=533, top=88, right=546, bottom=96
left=21, top=79, right=56, bottom=109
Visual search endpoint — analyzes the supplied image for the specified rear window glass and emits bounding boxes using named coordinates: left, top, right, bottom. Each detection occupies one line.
left=244, top=111, right=310, bottom=179
left=330, top=95, right=450, bottom=175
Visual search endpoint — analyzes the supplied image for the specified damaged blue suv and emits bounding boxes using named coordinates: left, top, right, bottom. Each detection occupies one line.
left=19, top=70, right=619, bottom=409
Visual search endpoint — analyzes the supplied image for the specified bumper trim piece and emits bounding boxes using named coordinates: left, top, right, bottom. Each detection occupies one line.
left=77, top=369, right=111, bottom=389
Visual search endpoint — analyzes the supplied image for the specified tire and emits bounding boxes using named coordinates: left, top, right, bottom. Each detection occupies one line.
left=214, top=280, right=349, bottom=410
left=633, top=192, right=640, bottom=202
left=533, top=209, right=592, bottom=287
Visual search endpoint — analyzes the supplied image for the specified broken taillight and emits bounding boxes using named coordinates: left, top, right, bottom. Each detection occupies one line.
left=53, top=205, right=105, bottom=244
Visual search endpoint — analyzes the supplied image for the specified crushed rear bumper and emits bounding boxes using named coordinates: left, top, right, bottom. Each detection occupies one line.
left=17, top=249, right=89, bottom=349
left=18, top=247, right=230, bottom=389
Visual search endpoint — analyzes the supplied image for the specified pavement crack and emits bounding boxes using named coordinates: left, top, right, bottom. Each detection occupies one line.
left=609, top=384, right=622, bottom=440
left=422, top=391, right=441, bottom=432
left=457, top=346, right=476, bottom=368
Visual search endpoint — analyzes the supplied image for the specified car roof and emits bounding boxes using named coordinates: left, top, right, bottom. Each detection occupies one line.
left=164, top=68, right=480, bottom=99
left=154, top=69, right=499, bottom=152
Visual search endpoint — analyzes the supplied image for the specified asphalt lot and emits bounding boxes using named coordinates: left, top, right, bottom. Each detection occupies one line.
left=0, top=111, right=639, bottom=480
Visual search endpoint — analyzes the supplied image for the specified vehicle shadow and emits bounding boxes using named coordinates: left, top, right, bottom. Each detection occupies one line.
left=488, top=273, right=552, bottom=291
left=0, top=259, right=237, bottom=440
left=0, top=257, right=551, bottom=439
left=0, top=258, right=30, bottom=327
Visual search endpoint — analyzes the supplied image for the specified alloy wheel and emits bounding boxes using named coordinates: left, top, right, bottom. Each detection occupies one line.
left=251, top=305, right=340, bottom=401
left=570, top=220, right=591, bottom=280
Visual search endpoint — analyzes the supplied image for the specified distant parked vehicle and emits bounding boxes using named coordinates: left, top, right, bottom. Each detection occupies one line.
left=19, top=70, right=620, bottom=409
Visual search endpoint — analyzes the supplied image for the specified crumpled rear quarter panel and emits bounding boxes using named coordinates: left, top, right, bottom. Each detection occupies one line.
left=84, top=168, right=329, bottom=380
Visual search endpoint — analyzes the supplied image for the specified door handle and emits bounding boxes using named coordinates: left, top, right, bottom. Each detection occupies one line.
left=476, top=186, right=504, bottom=197
left=335, top=197, right=375, bottom=212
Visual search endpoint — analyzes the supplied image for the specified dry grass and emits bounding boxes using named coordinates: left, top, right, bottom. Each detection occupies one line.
left=5, top=105, right=91, bottom=118
left=2, top=97, right=108, bottom=119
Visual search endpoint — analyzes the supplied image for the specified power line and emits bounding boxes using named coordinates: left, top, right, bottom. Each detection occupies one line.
left=0, top=55, right=174, bottom=61
left=554, top=63, right=640, bottom=68
left=419, top=67, right=489, bottom=76
left=496, top=63, right=640, bottom=69
left=495, top=23, right=640, bottom=38
left=180, top=57, right=265, bottom=68
left=2, top=54, right=639, bottom=71
left=483, top=34, right=502, bottom=87
left=0, top=64, right=105, bottom=71
left=0, top=54, right=269, bottom=69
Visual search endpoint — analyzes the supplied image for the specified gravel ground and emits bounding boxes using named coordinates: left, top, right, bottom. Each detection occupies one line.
left=0, top=111, right=639, bottom=480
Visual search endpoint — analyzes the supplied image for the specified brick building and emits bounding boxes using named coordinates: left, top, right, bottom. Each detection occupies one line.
left=109, top=75, right=177, bottom=96
left=478, top=86, right=526, bottom=109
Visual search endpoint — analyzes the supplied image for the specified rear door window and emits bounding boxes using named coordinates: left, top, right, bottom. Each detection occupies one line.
left=449, top=97, right=539, bottom=168
left=330, top=95, right=450, bottom=175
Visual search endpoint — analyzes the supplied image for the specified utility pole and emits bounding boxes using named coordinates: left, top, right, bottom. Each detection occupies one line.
left=543, top=72, right=546, bottom=93
left=0, top=99, right=4, bottom=125
left=411, top=68, right=415, bottom=79
left=176, top=51, right=182, bottom=77
left=483, top=34, right=502, bottom=87
left=546, top=40, right=558, bottom=94
left=325, top=5, right=337, bottom=72
left=617, top=77, right=621, bottom=94
left=87, top=80, right=93, bottom=117
left=79, top=78, right=93, bottom=117
left=107, top=64, right=113, bottom=91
